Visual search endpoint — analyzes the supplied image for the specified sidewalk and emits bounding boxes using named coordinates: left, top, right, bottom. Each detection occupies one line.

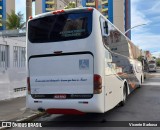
left=0, top=97, right=45, bottom=122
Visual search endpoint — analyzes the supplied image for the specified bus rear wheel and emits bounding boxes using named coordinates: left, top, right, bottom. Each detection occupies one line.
left=119, top=85, right=127, bottom=106
left=138, top=76, right=143, bottom=88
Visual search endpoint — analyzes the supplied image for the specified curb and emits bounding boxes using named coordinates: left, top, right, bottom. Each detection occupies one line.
left=0, top=112, right=46, bottom=130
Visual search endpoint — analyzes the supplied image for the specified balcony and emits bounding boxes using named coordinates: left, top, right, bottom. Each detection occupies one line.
left=86, top=2, right=95, bottom=6
left=46, top=7, right=55, bottom=11
left=102, top=8, right=108, bottom=12
left=102, top=0, right=108, bottom=5
left=46, top=0, right=55, bottom=5
left=102, top=13, right=108, bottom=18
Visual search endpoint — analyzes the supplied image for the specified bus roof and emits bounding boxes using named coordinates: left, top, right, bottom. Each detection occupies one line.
left=28, top=7, right=94, bottom=21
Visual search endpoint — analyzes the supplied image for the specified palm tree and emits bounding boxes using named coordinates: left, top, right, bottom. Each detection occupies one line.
left=64, top=1, right=76, bottom=9
left=4, top=10, right=25, bottom=30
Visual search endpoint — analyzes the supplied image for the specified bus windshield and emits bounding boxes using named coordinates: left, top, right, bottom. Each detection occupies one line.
left=149, top=61, right=156, bottom=64
left=28, top=12, right=92, bottom=43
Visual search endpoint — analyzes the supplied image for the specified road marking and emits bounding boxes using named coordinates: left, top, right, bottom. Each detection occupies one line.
left=143, top=82, right=160, bottom=86
left=149, top=73, right=160, bottom=76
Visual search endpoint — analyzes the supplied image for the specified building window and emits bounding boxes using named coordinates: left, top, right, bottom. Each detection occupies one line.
left=87, top=0, right=94, bottom=2
left=47, top=4, right=53, bottom=8
left=13, top=46, right=26, bottom=67
left=0, top=44, right=9, bottom=68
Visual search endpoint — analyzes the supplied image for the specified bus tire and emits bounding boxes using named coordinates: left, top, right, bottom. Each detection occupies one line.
left=138, top=76, right=142, bottom=88
left=119, top=84, right=127, bottom=106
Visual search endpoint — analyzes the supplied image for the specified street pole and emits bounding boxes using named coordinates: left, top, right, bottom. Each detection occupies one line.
left=26, top=0, right=32, bottom=20
left=124, top=23, right=146, bottom=35
left=95, top=0, right=98, bottom=9
left=124, top=24, right=146, bottom=60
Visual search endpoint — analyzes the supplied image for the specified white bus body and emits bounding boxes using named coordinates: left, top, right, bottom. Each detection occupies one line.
left=148, top=60, right=156, bottom=72
left=26, top=8, right=143, bottom=114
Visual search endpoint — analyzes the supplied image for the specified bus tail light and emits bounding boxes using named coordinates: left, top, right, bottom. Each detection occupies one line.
left=87, top=8, right=93, bottom=11
left=53, top=10, right=65, bottom=15
left=27, top=77, right=31, bottom=95
left=94, top=74, right=102, bottom=94
left=29, top=16, right=33, bottom=20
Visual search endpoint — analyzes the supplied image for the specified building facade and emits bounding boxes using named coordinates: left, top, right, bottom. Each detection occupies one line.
left=27, top=0, right=131, bottom=38
left=81, top=0, right=131, bottom=38
left=0, top=0, right=15, bottom=30
left=33, top=0, right=81, bottom=15
left=145, top=51, right=153, bottom=61
left=0, top=31, right=26, bottom=100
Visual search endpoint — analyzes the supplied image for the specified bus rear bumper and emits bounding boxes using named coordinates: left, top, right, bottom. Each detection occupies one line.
left=26, top=95, right=104, bottom=114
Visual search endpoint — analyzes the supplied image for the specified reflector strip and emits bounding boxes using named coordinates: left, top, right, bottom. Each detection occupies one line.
left=46, top=108, right=85, bottom=115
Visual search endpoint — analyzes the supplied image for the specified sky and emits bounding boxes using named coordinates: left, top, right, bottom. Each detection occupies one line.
left=131, top=0, right=160, bottom=57
left=15, top=0, right=160, bottom=57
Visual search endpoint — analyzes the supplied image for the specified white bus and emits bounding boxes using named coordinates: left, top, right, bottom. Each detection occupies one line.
left=26, top=8, right=143, bottom=114
left=148, top=60, right=156, bottom=72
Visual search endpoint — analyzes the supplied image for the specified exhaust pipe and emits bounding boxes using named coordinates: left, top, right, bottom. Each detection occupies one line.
left=38, top=108, right=45, bottom=112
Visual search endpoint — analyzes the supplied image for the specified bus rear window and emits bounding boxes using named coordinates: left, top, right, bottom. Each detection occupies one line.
left=28, top=12, right=92, bottom=43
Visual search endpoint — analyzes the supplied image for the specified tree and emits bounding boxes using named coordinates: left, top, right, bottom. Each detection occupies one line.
left=156, top=59, right=160, bottom=66
left=153, top=56, right=156, bottom=59
left=64, top=1, right=76, bottom=9
left=137, top=56, right=143, bottom=62
left=3, top=10, right=25, bottom=30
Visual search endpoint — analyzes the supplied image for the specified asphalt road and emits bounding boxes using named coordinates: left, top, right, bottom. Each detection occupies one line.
left=10, top=69, right=160, bottom=130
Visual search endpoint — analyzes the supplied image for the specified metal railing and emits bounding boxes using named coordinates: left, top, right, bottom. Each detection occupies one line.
left=0, top=29, right=26, bottom=37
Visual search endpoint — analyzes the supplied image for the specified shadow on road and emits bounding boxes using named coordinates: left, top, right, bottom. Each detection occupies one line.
left=38, top=88, right=142, bottom=127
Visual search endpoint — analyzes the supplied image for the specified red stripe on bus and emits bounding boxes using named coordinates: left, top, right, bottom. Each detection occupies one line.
left=46, top=109, right=85, bottom=115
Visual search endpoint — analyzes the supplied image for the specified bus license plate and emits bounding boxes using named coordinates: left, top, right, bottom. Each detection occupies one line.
left=54, top=94, right=66, bottom=99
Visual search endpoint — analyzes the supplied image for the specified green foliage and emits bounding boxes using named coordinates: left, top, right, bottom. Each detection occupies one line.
left=153, top=56, right=156, bottom=59
left=156, top=59, right=160, bottom=66
left=3, top=10, right=25, bottom=30
left=64, top=2, right=76, bottom=9
left=137, top=56, right=143, bottom=62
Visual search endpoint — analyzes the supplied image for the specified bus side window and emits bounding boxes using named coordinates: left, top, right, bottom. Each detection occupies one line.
left=100, top=17, right=109, bottom=37
left=109, top=52, right=112, bottom=60
left=105, top=51, right=112, bottom=61
left=103, top=21, right=109, bottom=35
